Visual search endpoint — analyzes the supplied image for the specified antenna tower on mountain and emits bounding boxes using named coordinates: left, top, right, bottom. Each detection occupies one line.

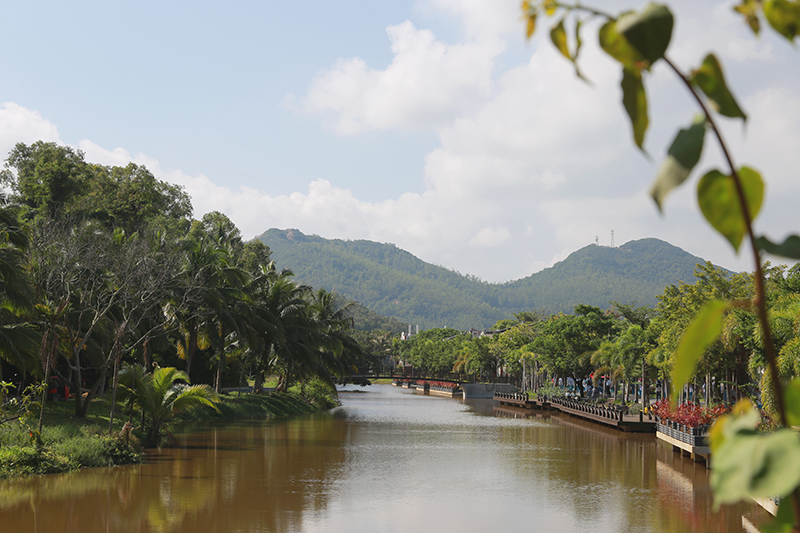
left=595, top=236, right=599, bottom=246
left=610, top=230, right=615, bottom=248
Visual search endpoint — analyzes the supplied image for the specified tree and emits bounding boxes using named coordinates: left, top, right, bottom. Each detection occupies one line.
left=74, top=163, right=191, bottom=232
left=454, top=336, right=496, bottom=379
left=1, top=141, right=87, bottom=217
left=307, top=289, right=363, bottom=385
left=397, top=328, right=465, bottom=375
left=118, top=365, right=219, bottom=446
left=521, top=1, right=800, bottom=525
left=27, top=218, right=182, bottom=417
left=648, top=262, right=752, bottom=399
left=0, top=195, right=38, bottom=378
left=532, top=305, right=621, bottom=381
left=169, top=231, right=247, bottom=382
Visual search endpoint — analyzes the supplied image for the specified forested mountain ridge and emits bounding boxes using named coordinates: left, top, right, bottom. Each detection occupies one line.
left=256, top=228, right=725, bottom=330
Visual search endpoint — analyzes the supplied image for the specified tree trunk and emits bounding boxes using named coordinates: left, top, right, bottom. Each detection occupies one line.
left=142, top=335, right=152, bottom=371
left=37, top=330, right=57, bottom=436
left=185, top=325, right=198, bottom=380
left=73, top=350, right=84, bottom=418
left=215, top=346, right=226, bottom=394
left=641, top=359, right=648, bottom=409
left=108, top=325, right=125, bottom=433
left=76, top=364, right=110, bottom=419
left=276, top=373, right=287, bottom=393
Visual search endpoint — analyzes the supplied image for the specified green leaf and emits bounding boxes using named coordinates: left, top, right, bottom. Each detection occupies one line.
left=599, top=18, right=646, bottom=70
left=671, top=299, right=728, bottom=403
left=758, top=235, right=800, bottom=260
left=764, top=0, right=800, bottom=41
left=550, top=18, right=570, bottom=59
left=650, top=117, right=706, bottom=211
left=691, top=54, right=747, bottom=121
left=784, top=379, right=800, bottom=427
left=710, top=399, right=762, bottom=452
left=616, top=3, right=674, bottom=66
left=621, top=68, right=648, bottom=150
left=550, top=17, right=588, bottom=81
left=760, top=499, right=798, bottom=533
left=697, top=166, right=764, bottom=252
left=574, top=18, right=584, bottom=64
left=734, top=0, right=762, bottom=35
left=526, top=12, right=537, bottom=39
left=712, top=428, right=800, bottom=505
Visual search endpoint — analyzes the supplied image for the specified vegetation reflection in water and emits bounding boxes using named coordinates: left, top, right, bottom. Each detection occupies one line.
left=0, top=385, right=772, bottom=532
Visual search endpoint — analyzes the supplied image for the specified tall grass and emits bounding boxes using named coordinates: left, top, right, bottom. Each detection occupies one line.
left=0, top=398, right=142, bottom=480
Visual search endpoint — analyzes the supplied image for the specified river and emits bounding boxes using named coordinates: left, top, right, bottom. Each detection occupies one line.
left=0, top=384, right=771, bottom=532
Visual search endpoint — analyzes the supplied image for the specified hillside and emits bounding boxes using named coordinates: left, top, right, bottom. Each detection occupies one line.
left=255, top=229, right=720, bottom=330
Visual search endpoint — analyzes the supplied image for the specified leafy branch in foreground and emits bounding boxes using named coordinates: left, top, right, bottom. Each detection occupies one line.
left=521, top=1, right=800, bottom=529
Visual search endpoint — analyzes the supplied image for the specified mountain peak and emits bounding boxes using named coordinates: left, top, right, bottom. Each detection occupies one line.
left=256, top=230, right=714, bottom=329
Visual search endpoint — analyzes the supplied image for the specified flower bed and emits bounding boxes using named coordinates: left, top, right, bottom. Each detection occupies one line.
left=650, top=400, right=731, bottom=447
left=419, top=381, right=459, bottom=392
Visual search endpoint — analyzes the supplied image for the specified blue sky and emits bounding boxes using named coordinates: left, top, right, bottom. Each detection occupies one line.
left=2, top=1, right=798, bottom=282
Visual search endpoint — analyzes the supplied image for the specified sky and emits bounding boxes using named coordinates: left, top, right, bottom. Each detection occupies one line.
left=1, top=0, right=798, bottom=283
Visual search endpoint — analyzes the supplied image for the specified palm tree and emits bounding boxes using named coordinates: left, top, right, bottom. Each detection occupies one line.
left=0, top=194, right=38, bottom=378
left=119, top=365, right=219, bottom=446
left=169, top=236, right=247, bottom=381
left=308, top=289, right=363, bottom=383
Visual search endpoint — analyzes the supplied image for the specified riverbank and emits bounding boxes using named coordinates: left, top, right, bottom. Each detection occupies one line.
left=0, top=389, right=336, bottom=480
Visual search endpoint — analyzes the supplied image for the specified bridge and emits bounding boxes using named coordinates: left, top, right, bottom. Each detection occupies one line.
left=494, top=391, right=656, bottom=433
left=339, top=373, right=518, bottom=399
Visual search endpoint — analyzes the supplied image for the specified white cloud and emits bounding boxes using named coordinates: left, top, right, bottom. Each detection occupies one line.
left=301, top=20, right=504, bottom=133
left=0, top=103, right=60, bottom=160
left=468, top=226, right=511, bottom=247
left=419, top=0, right=521, bottom=38
left=669, top=2, right=774, bottom=67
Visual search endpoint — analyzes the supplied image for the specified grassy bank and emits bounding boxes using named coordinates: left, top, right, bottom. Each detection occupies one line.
left=174, top=387, right=338, bottom=425
left=0, top=397, right=141, bottom=480
left=0, top=387, right=337, bottom=481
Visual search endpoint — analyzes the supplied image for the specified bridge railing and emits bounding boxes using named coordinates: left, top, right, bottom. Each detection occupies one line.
left=346, top=370, right=515, bottom=384
left=545, top=396, right=633, bottom=422
left=495, top=391, right=530, bottom=402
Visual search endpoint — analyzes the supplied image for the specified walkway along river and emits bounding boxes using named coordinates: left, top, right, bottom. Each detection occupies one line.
left=0, top=385, right=773, bottom=532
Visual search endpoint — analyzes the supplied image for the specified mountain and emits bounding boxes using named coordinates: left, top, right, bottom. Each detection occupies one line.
left=255, top=229, right=720, bottom=330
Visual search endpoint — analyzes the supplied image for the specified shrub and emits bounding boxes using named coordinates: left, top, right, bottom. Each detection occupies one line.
left=650, top=400, right=731, bottom=428
left=50, top=434, right=142, bottom=468
left=292, top=378, right=339, bottom=410
left=0, top=446, right=74, bottom=479
left=537, top=384, right=565, bottom=398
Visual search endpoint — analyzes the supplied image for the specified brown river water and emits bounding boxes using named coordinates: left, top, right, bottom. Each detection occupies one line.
left=0, top=384, right=772, bottom=532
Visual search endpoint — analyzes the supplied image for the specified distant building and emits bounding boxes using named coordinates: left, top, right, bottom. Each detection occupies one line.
left=467, top=328, right=508, bottom=338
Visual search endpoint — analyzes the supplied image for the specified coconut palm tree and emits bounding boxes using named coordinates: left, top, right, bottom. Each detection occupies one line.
left=119, top=365, right=219, bottom=446
left=169, top=235, right=247, bottom=381
left=0, top=194, right=38, bottom=378
left=308, top=288, right=363, bottom=383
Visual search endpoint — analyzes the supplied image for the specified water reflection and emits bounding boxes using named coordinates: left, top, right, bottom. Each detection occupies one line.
left=0, top=416, right=348, bottom=532
left=0, top=385, right=773, bottom=532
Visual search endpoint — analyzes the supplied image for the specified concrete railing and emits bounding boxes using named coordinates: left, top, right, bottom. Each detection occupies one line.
left=495, top=391, right=530, bottom=402
left=548, top=396, right=630, bottom=422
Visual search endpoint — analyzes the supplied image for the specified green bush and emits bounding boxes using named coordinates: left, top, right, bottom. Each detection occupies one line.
left=0, top=446, right=74, bottom=479
left=537, top=384, right=565, bottom=398
left=50, top=434, right=141, bottom=468
left=0, top=421, right=142, bottom=479
left=290, top=378, right=339, bottom=410
left=627, top=403, right=643, bottom=415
